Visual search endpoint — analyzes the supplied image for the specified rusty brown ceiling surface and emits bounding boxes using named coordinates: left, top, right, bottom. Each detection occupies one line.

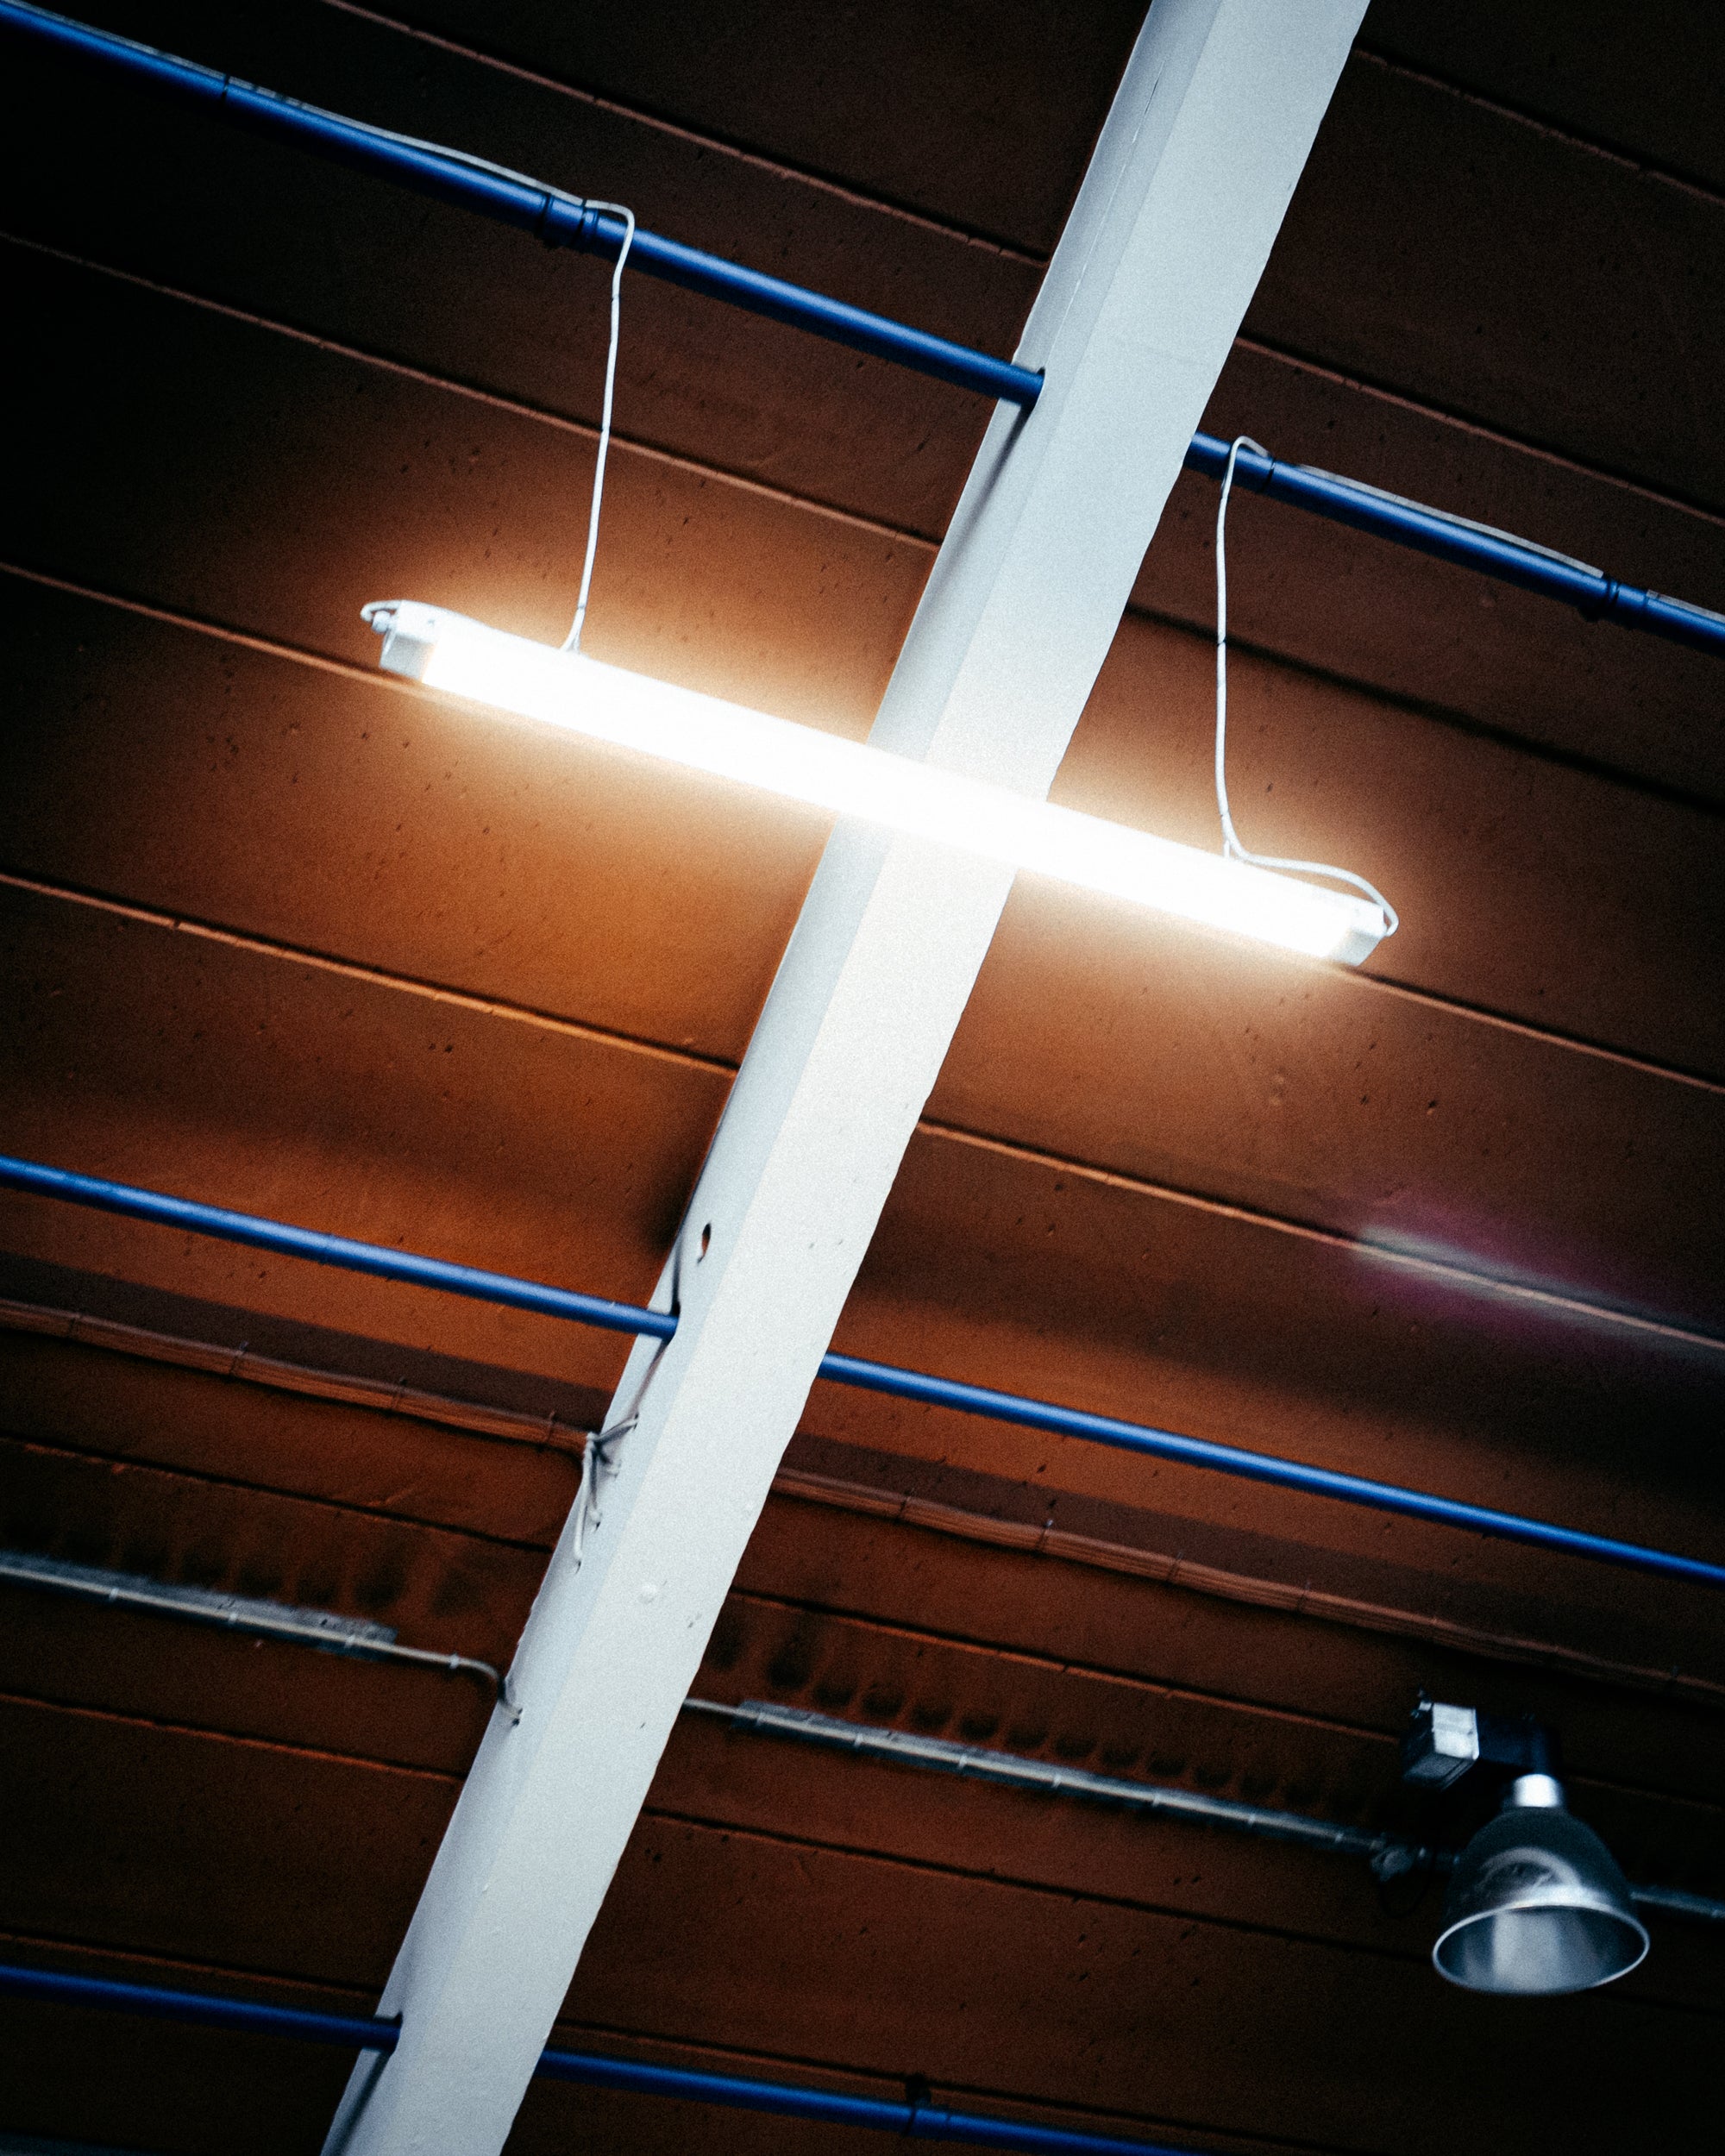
left=1, top=2, right=1722, bottom=2150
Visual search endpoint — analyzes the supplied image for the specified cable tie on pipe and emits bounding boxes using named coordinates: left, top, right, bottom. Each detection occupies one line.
left=1577, top=577, right=1619, bottom=624
left=533, top=190, right=586, bottom=248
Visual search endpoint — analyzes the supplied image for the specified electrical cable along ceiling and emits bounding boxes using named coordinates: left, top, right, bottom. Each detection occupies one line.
left=0, top=2, right=1723, bottom=2153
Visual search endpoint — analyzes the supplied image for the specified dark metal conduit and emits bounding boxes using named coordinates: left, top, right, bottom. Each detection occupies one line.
left=3, top=3, right=1723, bottom=658
left=684, top=1698, right=1725, bottom=1930
left=6, top=1153, right=1725, bottom=1596
left=0, top=1550, right=516, bottom=1714
left=689, top=1698, right=1414, bottom=1865
left=0, top=1962, right=1194, bottom=2154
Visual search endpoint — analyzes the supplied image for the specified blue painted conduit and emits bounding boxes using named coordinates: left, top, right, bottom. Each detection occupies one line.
left=3, top=2, right=1723, bottom=660
left=0, top=1960, right=1190, bottom=2154
left=1182, top=434, right=1725, bottom=661
left=0, top=0, right=1039, bottom=408
left=5, top=1153, right=1724, bottom=1595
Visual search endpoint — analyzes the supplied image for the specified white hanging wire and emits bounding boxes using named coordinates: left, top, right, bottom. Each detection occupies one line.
left=562, top=202, right=637, bottom=653
left=568, top=1422, right=612, bottom=1570
left=566, top=1238, right=685, bottom=1571
left=1214, top=435, right=1397, bottom=937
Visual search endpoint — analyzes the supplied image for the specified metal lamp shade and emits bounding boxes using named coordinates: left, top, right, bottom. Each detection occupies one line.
left=1433, top=1783, right=1648, bottom=1996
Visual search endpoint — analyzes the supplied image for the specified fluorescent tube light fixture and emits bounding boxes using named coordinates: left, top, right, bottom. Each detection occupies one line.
left=364, top=602, right=1389, bottom=965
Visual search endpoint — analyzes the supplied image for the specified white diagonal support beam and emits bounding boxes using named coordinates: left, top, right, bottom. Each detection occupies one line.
left=325, top=4, right=1367, bottom=2149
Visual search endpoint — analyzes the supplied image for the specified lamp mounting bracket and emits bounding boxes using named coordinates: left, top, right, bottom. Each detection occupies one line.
left=1400, top=1695, right=1560, bottom=1794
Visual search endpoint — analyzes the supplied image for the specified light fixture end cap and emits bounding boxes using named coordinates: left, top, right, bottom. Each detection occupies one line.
left=362, top=598, right=454, bottom=682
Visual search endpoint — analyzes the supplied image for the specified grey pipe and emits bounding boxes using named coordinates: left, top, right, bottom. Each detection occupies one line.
left=685, top=1698, right=1725, bottom=1929
left=0, top=1551, right=516, bottom=1717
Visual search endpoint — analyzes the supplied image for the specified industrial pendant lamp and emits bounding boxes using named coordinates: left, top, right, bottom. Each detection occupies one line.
left=1402, top=1699, right=1648, bottom=1996
left=1433, top=1773, right=1648, bottom=1995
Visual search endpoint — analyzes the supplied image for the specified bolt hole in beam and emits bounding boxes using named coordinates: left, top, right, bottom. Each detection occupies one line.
left=4, top=1154, right=1723, bottom=1595
left=1, top=3, right=1722, bottom=656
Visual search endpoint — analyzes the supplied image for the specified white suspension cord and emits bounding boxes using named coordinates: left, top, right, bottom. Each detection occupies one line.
left=562, top=202, right=636, bottom=653
left=1214, top=435, right=1397, bottom=936
left=568, top=1275, right=679, bottom=1570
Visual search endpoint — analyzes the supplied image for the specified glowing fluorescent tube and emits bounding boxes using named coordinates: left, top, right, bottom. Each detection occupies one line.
left=364, top=602, right=1389, bottom=964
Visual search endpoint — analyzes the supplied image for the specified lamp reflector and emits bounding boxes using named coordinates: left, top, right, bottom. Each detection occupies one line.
left=365, top=602, right=1389, bottom=966
left=1433, top=1775, right=1648, bottom=1996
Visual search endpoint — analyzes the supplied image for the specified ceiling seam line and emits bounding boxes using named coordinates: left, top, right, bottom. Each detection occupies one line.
left=10, top=247, right=1725, bottom=811
left=25, top=215, right=1725, bottom=592
left=0, top=1426, right=564, bottom=1552
left=0, top=1680, right=479, bottom=1781
left=1127, top=600, right=1725, bottom=824
left=763, top=1501, right=1725, bottom=1716
left=17, top=505, right=1718, bottom=856
left=19, top=213, right=1725, bottom=577
left=0, top=1930, right=381, bottom=2009
left=13, top=527, right=1722, bottom=869
left=1351, top=45, right=1725, bottom=212
left=0, top=1684, right=466, bottom=1778
left=719, top=1589, right=1401, bottom=1738
left=1233, top=330, right=1725, bottom=530
left=543, top=2013, right=1394, bottom=2156
left=717, top=1589, right=1725, bottom=1791
left=6, top=1283, right=1718, bottom=1715
left=1231, top=332, right=1725, bottom=536
left=919, top=1119, right=1725, bottom=1356
left=635, top=1796, right=1725, bottom=2021
left=637, top=1800, right=1725, bottom=2002
left=632, top=1802, right=1457, bottom=1967
left=0, top=1295, right=593, bottom=1451
left=0, top=864, right=737, bottom=1077
left=769, top=1470, right=1725, bottom=1716
left=7, top=295, right=1719, bottom=817
left=0, top=229, right=943, bottom=552
left=13, top=1299, right=1721, bottom=1719
left=313, top=0, right=1051, bottom=266
left=0, top=1298, right=594, bottom=1447
left=10, top=588, right=1723, bottom=1059
left=0, top=555, right=439, bottom=685
left=13, top=821, right=1716, bottom=1125
left=7, top=865, right=1720, bottom=1285
left=1349, top=974, right=1725, bottom=1094
left=11, top=241, right=1725, bottom=624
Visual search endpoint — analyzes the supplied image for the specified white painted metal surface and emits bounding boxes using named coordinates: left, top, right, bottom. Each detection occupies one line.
left=324, top=4, right=1369, bottom=2148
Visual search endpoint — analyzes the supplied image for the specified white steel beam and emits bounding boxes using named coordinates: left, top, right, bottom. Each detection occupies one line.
left=325, top=5, right=1368, bottom=2149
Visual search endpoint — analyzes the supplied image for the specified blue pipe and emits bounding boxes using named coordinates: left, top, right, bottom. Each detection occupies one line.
left=1182, top=433, right=1725, bottom=662
left=6, top=1153, right=1724, bottom=1595
left=0, top=1153, right=674, bottom=1344
left=0, top=0, right=1041, bottom=410
left=6, top=5, right=1724, bottom=664
left=537, top=2047, right=1189, bottom=2152
left=0, top=1960, right=399, bottom=2051
left=0, top=1960, right=1190, bottom=2153
left=817, top=1351, right=1725, bottom=1590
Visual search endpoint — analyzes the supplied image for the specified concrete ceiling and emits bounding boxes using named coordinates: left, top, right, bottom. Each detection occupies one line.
left=1, top=3, right=1722, bottom=2151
